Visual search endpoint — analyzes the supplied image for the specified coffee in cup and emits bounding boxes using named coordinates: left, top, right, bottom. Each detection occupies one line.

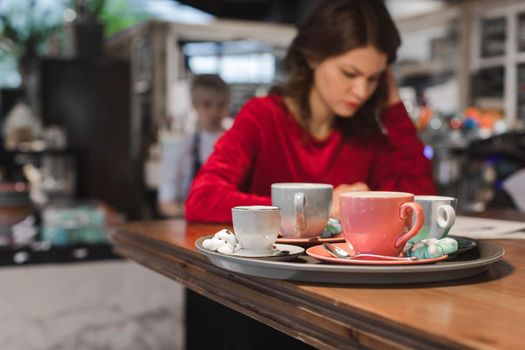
left=271, top=183, right=332, bottom=238
left=339, top=191, right=424, bottom=256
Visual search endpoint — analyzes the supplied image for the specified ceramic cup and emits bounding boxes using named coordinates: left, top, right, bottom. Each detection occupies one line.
left=339, top=191, right=425, bottom=256
left=409, top=195, right=457, bottom=242
left=231, top=205, right=281, bottom=251
left=271, top=183, right=333, bottom=238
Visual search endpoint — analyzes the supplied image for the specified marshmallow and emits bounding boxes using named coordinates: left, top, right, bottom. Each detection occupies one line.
left=203, top=237, right=223, bottom=251
left=215, top=229, right=238, bottom=246
left=203, top=229, right=243, bottom=254
left=217, top=243, right=235, bottom=255
left=234, top=243, right=242, bottom=252
left=403, top=237, right=458, bottom=259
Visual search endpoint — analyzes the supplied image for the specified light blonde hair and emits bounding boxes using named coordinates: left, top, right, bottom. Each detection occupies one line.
left=190, top=74, right=230, bottom=106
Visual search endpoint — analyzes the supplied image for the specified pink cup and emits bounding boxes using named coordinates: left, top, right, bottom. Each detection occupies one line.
left=339, top=191, right=424, bottom=256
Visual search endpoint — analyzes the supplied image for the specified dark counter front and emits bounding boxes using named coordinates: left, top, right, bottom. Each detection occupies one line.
left=0, top=242, right=121, bottom=267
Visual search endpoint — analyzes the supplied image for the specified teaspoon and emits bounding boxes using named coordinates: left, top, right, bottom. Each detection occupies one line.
left=322, top=242, right=417, bottom=261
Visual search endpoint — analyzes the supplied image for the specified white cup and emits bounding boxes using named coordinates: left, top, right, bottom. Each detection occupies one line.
left=231, top=205, right=281, bottom=251
left=410, top=195, right=457, bottom=242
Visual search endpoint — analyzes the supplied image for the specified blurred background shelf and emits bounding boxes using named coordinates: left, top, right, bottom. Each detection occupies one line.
left=0, top=242, right=121, bottom=267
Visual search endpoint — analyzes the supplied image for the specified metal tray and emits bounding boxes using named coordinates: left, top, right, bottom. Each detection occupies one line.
left=195, top=237, right=504, bottom=284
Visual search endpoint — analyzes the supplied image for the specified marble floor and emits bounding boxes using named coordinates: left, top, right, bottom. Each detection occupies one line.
left=0, top=260, right=185, bottom=350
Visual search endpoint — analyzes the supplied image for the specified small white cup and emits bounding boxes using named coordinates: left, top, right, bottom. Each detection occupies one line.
left=410, top=195, right=457, bottom=242
left=231, top=205, right=281, bottom=251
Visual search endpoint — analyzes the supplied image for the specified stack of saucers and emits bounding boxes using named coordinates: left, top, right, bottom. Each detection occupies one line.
left=0, top=183, right=33, bottom=246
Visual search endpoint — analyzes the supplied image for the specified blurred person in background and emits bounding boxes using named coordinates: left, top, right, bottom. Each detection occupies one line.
left=185, top=0, right=436, bottom=223
left=158, top=74, right=230, bottom=217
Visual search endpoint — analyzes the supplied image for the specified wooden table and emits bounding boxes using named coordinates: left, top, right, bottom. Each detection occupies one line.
left=111, top=212, right=525, bottom=350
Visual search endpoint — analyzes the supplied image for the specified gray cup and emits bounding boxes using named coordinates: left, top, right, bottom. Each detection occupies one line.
left=410, top=195, right=457, bottom=242
left=271, top=183, right=333, bottom=238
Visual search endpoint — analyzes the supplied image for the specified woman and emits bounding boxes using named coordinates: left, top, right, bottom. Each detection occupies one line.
left=186, top=0, right=436, bottom=223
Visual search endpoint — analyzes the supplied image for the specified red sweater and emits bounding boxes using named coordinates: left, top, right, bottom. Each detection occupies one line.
left=186, top=95, right=436, bottom=223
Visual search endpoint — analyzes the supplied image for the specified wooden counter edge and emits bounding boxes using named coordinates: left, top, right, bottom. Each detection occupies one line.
left=111, top=227, right=468, bottom=350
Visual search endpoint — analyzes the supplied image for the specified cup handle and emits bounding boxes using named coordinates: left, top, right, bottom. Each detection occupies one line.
left=395, top=202, right=425, bottom=248
left=294, top=192, right=306, bottom=232
left=437, top=204, right=456, bottom=228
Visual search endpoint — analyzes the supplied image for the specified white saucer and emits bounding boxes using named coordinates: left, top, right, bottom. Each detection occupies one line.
left=232, top=244, right=304, bottom=260
left=234, top=247, right=279, bottom=257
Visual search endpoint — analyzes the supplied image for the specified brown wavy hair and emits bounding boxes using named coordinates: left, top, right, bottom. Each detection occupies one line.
left=278, top=0, right=401, bottom=138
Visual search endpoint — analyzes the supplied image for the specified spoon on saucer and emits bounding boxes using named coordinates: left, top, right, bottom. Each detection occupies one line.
left=272, top=249, right=290, bottom=257
left=322, top=242, right=417, bottom=261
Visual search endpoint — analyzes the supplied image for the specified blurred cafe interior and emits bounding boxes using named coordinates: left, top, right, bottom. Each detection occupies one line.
left=1, top=0, right=525, bottom=349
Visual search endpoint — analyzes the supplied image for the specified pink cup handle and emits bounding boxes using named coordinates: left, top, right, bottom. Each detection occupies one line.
left=395, top=202, right=425, bottom=248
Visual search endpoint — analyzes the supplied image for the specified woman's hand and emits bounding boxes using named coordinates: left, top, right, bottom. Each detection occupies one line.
left=331, top=182, right=370, bottom=219
left=383, top=67, right=401, bottom=108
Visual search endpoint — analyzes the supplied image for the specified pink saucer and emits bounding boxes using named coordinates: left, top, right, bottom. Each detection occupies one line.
left=306, top=243, right=448, bottom=265
left=276, top=233, right=344, bottom=246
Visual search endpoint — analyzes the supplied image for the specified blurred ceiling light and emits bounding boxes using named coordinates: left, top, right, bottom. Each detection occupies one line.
left=144, top=0, right=213, bottom=23
left=63, top=8, right=76, bottom=22
left=386, top=0, right=447, bottom=19
left=430, top=118, right=442, bottom=130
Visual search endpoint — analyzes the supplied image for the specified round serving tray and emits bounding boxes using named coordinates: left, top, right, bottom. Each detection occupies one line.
left=195, top=237, right=504, bottom=284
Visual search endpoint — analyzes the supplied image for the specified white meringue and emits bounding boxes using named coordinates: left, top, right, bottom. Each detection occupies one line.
left=202, top=237, right=222, bottom=251
left=215, top=229, right=238, bottom=246
left=217, top=243, right=235, bottom=255
left=203, top=229, right=243, bottom=254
